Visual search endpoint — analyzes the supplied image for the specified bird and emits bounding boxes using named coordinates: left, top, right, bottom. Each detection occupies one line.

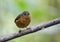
left=14, top=11, right=31, bottom=28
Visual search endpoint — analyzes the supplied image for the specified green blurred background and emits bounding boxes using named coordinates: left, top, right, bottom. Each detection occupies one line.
left=0, top=0, right=60, bottom=42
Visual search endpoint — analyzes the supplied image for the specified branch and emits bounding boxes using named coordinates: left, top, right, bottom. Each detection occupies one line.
left=0, top=18, right=60, bottom=42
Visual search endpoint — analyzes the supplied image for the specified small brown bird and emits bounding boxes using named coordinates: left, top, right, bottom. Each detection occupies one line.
left=14, top=11, right=31, bottom=28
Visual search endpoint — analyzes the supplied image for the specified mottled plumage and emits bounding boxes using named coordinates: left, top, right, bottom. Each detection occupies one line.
left=15, top=11, right=31, bottom=28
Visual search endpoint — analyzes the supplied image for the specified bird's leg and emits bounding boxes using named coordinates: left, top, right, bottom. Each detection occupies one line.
left=19, top=30, right=22, bottom=33
left=19, top=27, right=31, bottom=33
left=19, top=28, right=27, bottom=33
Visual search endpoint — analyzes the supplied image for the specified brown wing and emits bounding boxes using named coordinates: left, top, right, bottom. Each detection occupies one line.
left=14, top=14, right=22, bottom=23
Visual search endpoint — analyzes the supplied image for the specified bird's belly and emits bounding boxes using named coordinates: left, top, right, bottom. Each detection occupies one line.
left=16, top=20, right=30, bottom=28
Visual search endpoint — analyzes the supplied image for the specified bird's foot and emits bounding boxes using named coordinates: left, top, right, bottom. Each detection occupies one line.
left=26, top=27, right=31, bottom=30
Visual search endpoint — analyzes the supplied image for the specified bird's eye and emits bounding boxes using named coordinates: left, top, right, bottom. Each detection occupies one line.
left=24, top=13, right=26, bottom=15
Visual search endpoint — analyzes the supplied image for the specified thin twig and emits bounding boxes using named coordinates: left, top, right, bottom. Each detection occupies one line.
left=0, top=18, right=60, bottom=42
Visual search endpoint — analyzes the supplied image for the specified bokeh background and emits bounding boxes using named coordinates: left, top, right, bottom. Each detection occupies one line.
left=0, top=0, right=60, bottom=42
